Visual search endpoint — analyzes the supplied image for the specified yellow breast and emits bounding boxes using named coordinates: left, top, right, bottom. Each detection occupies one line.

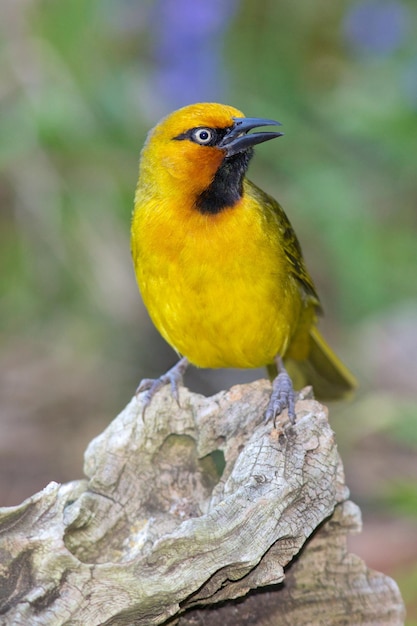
left=131, top=184, right=302, bottom=369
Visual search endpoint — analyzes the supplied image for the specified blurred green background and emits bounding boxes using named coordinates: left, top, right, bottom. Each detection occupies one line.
left=1, top=0, right=416, bottom=620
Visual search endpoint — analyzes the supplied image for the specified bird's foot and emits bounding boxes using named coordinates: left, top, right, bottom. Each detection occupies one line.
left=264, top=357, right=296, bottom=426
left=136, top=357, right=189, bottom=416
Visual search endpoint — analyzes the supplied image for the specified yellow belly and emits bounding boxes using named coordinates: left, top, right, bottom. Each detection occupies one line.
left=132, top=193, right=303, bottom=369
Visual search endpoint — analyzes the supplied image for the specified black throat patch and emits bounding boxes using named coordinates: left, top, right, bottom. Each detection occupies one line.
left=196, top=149, right=253, bottom=215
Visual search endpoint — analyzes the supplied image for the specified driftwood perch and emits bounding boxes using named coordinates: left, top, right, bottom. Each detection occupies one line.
left=0, top=380, right=405, bottom=625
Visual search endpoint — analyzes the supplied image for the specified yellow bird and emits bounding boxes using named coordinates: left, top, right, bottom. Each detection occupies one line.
left=131, top=103, right=355, bottom=422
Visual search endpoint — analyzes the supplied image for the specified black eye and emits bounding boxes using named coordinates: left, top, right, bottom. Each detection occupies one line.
left=193, top=128, right=214, bottom=145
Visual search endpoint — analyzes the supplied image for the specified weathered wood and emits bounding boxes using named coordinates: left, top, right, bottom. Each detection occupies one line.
left=0, top=381, right=405, bottom=625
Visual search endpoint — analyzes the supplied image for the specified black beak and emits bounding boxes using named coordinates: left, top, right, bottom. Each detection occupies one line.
left=218, top=117, right=283, bottom=157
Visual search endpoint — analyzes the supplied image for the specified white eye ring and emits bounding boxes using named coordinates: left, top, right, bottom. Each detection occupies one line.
left=193, top=128, right=213, bottom=144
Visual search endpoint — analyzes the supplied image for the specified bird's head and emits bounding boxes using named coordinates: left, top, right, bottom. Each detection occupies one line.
left=138, top=103, right=282, bottom=213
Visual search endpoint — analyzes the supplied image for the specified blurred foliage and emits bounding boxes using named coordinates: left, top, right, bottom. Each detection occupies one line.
left=396, top=562, right=417, bottom=626
left=1, top=0, right=417, bottom=617
left=384, top=481, right=417, bottom=519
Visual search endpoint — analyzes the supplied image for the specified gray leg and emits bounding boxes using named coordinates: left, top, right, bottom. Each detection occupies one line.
left=136, top=357, right=189, bottom=415
left=264, top=356, right=296, bottom=425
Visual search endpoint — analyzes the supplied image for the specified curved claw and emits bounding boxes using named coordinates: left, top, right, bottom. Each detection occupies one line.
left=136, top=378, right=158, bottom=393
left=136, top=357, right=189, bottom=417
left=265, top=357, right=296, bottom=426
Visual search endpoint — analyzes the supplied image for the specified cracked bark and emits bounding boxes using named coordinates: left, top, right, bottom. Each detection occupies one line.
left=0, top=381, right=405, bottom=625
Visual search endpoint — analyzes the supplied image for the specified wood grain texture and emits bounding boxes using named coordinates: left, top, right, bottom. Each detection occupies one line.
left=0, top=381, right=405, bottom=625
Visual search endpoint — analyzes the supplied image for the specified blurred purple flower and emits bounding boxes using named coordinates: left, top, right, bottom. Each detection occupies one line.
left=343, top=0, right=408, bottom=56
left=150, top=0, right=239, bottom=112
